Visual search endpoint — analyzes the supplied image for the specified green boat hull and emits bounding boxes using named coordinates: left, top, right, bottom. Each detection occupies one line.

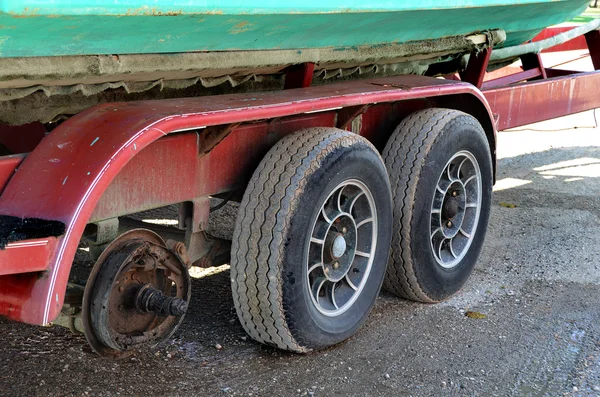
left=0, top=0, right=590, bottom=58
left=0, top=1, right=590, bottom=126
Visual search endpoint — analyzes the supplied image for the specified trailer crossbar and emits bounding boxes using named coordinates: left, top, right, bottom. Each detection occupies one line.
left=460, top=24, right=600, bottom=130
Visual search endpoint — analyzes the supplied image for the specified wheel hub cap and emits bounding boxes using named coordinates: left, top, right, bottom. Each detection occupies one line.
left=331, top=235, right=347, bottom=259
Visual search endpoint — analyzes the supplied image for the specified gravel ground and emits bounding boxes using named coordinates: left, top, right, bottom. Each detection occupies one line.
left=1, top=110, right=600, bottom=397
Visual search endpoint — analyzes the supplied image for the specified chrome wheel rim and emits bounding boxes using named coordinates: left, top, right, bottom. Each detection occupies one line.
left=430, top=150, right=482, bottom=269
left=307, top=180, right=377, bottom=317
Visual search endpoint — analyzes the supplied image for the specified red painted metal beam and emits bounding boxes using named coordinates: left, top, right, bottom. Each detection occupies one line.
left=483, top=66, right=525, bottom=83
left=0, top=123, right=46, bottom=154
left=482, top=68, right=542, bottom=89
left=0, top=75, right=493, bottom=325
left=544, top=68, right=582, bottom=78
left=460, top=47, right=492, bottom=88
left=585, top=30, right=600, bottom=70
left=0, top=154, right=26, bottom=193
left=484, top=53, right=549, bottom=89
left=484, top=71, right=600, bottom=130
left=284, top=63, right=315, bottom=89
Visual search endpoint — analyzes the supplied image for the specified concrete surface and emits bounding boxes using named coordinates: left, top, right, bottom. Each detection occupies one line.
left=1, top=110, right=600, bottom=397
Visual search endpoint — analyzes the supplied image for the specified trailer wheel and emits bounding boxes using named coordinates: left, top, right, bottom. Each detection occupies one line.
left=382, top=109, right=492, bottom=302
left=231, top=128, right=392, bottom=352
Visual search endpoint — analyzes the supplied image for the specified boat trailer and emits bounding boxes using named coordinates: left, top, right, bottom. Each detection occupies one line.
left=0, top=26, right=598, bottom=357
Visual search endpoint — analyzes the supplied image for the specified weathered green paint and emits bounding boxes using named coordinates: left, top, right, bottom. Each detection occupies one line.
left=0, top=0, right=590, bottom=58
left=0, top=0, right=590, bottom=14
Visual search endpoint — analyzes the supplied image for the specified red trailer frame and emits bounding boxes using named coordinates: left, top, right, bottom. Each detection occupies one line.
left=0, top=26, right=599, bottom=330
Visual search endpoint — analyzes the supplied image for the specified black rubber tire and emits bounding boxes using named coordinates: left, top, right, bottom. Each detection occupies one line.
left=231, top=128, right=392, bottom=352
left=382, top=108, right=493, bottom=303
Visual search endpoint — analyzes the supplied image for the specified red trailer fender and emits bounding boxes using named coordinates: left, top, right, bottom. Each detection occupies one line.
left=0, top=75, right=496, bottom=325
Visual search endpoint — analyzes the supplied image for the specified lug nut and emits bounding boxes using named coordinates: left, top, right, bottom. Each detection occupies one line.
left=342, top=227, right=347, bottom=234
left=333, top=262, right=340, bottom=269
left=452, top=191, right=458, bottom=197
left=446, top=221, right=453, bottom=228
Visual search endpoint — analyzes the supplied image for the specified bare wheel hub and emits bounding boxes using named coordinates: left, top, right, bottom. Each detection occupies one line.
left=134, top=283, right=188, bottom=317
left=440, top=181, right=466, bottom=238
left=82, top=229, right=191, bottom=357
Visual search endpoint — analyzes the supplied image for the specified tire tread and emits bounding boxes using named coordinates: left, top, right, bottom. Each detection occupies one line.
left=231, top=128, right=377, bottom=352
left=382, top=108, right=483, bottom=302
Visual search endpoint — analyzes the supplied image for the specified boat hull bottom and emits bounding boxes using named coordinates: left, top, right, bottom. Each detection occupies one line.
left=0, top=32, right=504, bottom=125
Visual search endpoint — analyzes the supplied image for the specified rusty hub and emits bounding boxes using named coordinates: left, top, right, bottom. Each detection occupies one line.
left=82, top=229, right=191, bottom=358
left=134, top=283, right=188, bottom=317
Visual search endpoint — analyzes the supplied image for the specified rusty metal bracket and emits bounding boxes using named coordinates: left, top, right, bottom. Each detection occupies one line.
left=198, top=123, right=241, bottom=157
left=179, top=197, right=211, bottom=234
left=94, top=218, right=119, bottom=244
left=52, top=283, right=85, bottom=334
left=86, top=218, right=119, bottom=260
left=336, top=105, right=370, bottom=131
left=182, top=228, right=231, bottom=269
left=191, top=235, right=231, bottom=269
